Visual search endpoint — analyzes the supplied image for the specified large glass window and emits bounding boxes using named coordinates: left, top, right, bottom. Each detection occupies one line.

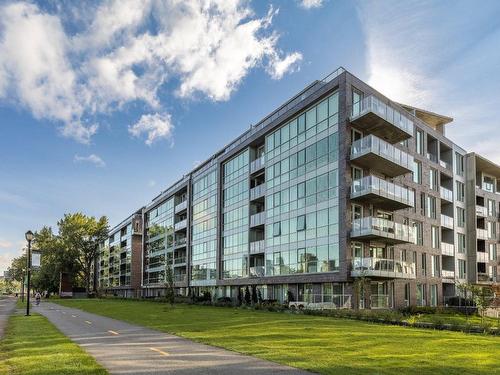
left=413, top=161, right=422, bottom=184
left=416, top=129, right=424, bottom=155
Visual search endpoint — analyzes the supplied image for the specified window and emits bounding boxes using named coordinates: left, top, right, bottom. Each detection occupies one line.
left=457, top=233, right=466, bottom=253
left=404, top=283, right=410, bottom=307
left=458, top=260, right=466, bottom=279
left=427, top=196, right=437, bottom=219
left=413, top=221, right=423, bottom=245
left=488, top=199, right=496, bottom=217
left=431, top=255, right=440, bottom=277
left=413, top=161, right=422, bottom=184
left=429, top=168, right=438, bottom=191
left=273, top=222, right=281, bottom=237
left=421, top=253, right=427, bottom=277
left=297, top=215, right=306, bottom=231
left=352, top=128, right=362, bottom=143
left=352, top=89, right=362, bottom=116
left=430, top=285, right=438, bottom=307
left=431, top=226, right=439, bottom=249
left=455, top=152, right=464, bottom=176
left=352, top=242, right=363, bottom=259
left=352, top=204, right=363, bottom=221
left=416, top=284, right=425, bottom=306
left=483, top=175, right=495, bottom=193
left=416, top=129, right=424, bottom=155
left=489, top=243, right=497, bottom=261
left=456, top=181, right=465, bottom=202
left=420, top=193, right=426, bottom=216
left=456, top=207, right=465, bottom=227
left=487, top=221, right=496, bottom=239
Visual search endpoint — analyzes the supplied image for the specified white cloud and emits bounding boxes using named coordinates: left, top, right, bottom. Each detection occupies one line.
left=74, top=154, right=106, bottom=167
left=0, top=239, right=12, bottom=249
left=298, top=0, right=324, bottom=9
left=129, top=113, right=174, bottom=146
left=0, top=1, right=302, bottom=143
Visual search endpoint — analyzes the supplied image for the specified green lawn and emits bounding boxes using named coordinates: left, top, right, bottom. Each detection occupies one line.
left=55, top=299, right=500, bottom=375
left=0, top=311, right=107, bottom=375
left=415, top=312, right=500, bottom=327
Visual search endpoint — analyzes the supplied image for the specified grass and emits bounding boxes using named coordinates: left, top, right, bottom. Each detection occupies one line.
left=414, top=312, right=500, bottom=327
left=54, top=299, right=500, bottom=375
left=0, top=311, right=107, bottom=375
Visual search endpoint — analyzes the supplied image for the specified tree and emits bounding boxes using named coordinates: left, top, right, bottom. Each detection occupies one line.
left=251, top=285, right=258, bottom=304
left=244, top=286, right=251, bottom=305
left=257, top=289, right=263, bottom=304
left=164, top=263, right=175, bottom=305
left=7, top=254, right=27, bottom=283
left=470, top=285, right=494, bottom=323
left=237, top=287, right=243, bottom=306
left=58, top=213, right=109, bottom=295
left=353, top=271, right=370, bottom=309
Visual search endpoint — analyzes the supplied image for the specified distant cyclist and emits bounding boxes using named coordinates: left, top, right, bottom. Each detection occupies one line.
left=35, top=292, right=41, bottom=306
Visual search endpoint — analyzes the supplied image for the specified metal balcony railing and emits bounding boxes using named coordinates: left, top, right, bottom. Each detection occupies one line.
left=249, top=266, right=265, bottom=277
left=439, top=186, right=453, bottom=202
left=440, top=242, right=454, bottom=256
left=350, top=95, right=414, bottom=136
left=351, top=135, right=414, bottom=171
left=351, top=175, right=414, bottom=208
left=351, top=258, right=415, bottom=278
left=440, top=214, right=454, bottom=229
left=351, top=217, right=416, bottom=244
left=250, top=212, right=266, bottom=227
left=250, top=184, right=266, bottom=200
left=249, top=240, right=265, bottom=254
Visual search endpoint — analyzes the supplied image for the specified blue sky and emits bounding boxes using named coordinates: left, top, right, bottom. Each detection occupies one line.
left=1, top=0, right=500, bottom=273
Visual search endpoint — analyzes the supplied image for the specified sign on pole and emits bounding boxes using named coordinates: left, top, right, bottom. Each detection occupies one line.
left=32, top=251, right=41, bottom=268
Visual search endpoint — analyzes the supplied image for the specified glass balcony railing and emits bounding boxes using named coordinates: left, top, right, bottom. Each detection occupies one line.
left=439, top=159, right=452, bottom=171
left=439, top=186, right=453, bottom=202
left=249, top=266, right=265, bottom=277
left=440, top=214, right=454, bottom=229
left=250, top=155, right=265, bottom=173
left=442, top=270, right=455, bottom=279
left=249, top=240, right=265, bottom=254
left=351, top=135, right=414, bottom=176
left=174, top=219, right=187, bottom=231
left=290, top=294, right=352, bottom=309
left=174, top=237, right=187, bottom=247
left=250, top=184, right=266, bottom=200
left=175, top=200, right=187, bottom=213
left=351, top=217, right=416, bottom=244
left=351, top=175, right=414, bottom=208
left=440, top=242, right=454, bottom=256
left=351, top=258, right=415, bottom=279
left=174, top=256, right=186, bottom=264
left=174, top=274, right=187, bottom=283
left=476, top=205, right=487, bottom=217
left=477, top=228, right=488, bottom=240
left=351, top=95, right=414, bottom=136
left=250, top=212, right=266, bottom=227
left=477, top=251, right=489, bottom=263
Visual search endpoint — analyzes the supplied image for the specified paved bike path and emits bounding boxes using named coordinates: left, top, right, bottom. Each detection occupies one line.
left=35, top=302, right=312, bottom=375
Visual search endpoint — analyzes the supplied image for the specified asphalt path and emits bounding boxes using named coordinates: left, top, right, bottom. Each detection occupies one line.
left=0, top=296, right=16, bottom=338
left=35, top=302, right=312, bottom=375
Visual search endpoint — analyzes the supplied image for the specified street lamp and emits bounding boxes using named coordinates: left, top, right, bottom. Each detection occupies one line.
left=25, top=230, right=34, bottom=316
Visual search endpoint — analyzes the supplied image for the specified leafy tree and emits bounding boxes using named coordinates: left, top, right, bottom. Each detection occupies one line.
left=7, top=254, right=27, bottom=283
left=287, top=289, right=295, bottom=303
left=251, top=285, right=258, bottom=304
left=470, top=285, right=494, bottom=323
left=353, top=271, right=370, bottom=309
left=164, top=263, right=175, bottom=305
left=244, top=286, right=251, bottom=305
left=58, top=213, right=109, bottom=295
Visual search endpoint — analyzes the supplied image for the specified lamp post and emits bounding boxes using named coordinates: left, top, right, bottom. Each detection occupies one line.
left=25, top=230, right=34, bottom=316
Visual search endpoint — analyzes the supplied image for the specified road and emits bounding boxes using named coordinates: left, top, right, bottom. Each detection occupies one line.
left=35, top=302, right=312, bottom=375
left=0, top=296, right=16, bottom=338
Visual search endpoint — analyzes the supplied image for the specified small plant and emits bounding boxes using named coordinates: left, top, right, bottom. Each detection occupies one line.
left=251, top=285, right=258, bottom=304
left=244, top=286, right=251, bottom=305
left=237, top=287, right=243, bottom=306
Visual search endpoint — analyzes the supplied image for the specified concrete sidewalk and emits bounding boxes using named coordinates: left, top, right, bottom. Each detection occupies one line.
left=35, top=302, right=313, bottom=375
left=0, top=296, right=16, bottom=339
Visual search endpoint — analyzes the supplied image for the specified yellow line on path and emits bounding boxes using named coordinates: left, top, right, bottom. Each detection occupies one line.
left=85, top=320, right=92, bottom=325
left=150, top=347, right=169, bottom=356
left=108, top=330, right=119, bottom=335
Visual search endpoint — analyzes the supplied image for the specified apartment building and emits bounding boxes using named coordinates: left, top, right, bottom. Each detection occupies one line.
left=97, top=209, right=143, bottom=298
left=97, top=67, right=500, bottom=309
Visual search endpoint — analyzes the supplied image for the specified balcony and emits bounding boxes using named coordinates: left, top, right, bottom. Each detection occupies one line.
left=350, top=95, right=414, bottom=143
left=174, top=274, right=188, bottom=283
left=249, top=240, right=265, bottom=254
left=175, top=200, right=187, bottom=214
left=174, top=237, right=187, bottom=248
left=351, top=217, right=415, bottom=244
left=249, top=266, right=265, bottom=278
left=351, top=135, right=414, bottom=178
left=440, top=242, right=455, bottom=256
left=250, top=212, right=266, bottom=227
left=370, top=294, right=391, bottom=309
left=351, top=175, right=414, bottom=211
left=250, top=184, right=266, bottom=200
left=477, top=251, right=489, bottom=263
left=174, top=256, right=186, bottom=265
left=351, top=258, right=415, bottom=279
left=439, top=187, right=453, bottom=202
left=174, top=219, right=187, bottom=231
left=439, top=159, right=452, bottom=171
left=477, top=273, right=494, bottom=283
left=440, top=214, right=454, bottom=229
left=476, top=205, right=487, bottom=217
left=477, top=228, right=488, bottom=240
left=250, top=156, right=265, bottom=174
left=442, top=270, right=455, bottom=280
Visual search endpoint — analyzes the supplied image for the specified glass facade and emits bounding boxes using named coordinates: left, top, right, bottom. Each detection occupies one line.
left=191, top=166, right=218, bottom=284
